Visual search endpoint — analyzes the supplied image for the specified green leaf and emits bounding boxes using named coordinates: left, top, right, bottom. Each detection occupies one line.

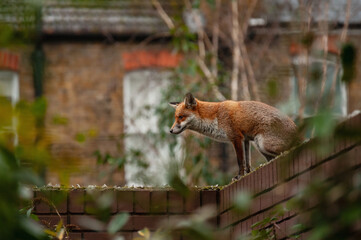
left=107, top=213, right=130, bottom=234
left=26, top=207, right=34, bottom=217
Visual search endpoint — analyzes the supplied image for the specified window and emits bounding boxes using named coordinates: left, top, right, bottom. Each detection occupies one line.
left=123, top=70, right=181, bottom=186
left=0, top=70, right=19, bottom=144
left=0, top=70, right=19, bottom=105
left=281, top=53, right=347, bottom=118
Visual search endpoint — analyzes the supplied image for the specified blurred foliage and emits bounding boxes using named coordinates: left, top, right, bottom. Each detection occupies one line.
left=0, top=98, right=46, bottom=239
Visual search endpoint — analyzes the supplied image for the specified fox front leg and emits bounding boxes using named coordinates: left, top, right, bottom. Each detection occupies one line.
left=232, top=137, right=247, bottom=181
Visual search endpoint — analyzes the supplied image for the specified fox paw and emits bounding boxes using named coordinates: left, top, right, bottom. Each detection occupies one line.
left=232, top=175, right=242, bottom=182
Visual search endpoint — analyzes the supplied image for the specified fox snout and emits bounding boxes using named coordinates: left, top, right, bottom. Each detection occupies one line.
left=170, top=123, right=183, bottom=134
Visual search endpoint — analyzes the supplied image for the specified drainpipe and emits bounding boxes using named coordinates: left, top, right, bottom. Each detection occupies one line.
left=31, top=3, right=46, bottom=179
left=31, top=3, right=44, bottom=98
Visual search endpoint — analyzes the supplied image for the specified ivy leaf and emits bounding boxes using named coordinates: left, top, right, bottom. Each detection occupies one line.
left=107, top=213, right=129, bottom=235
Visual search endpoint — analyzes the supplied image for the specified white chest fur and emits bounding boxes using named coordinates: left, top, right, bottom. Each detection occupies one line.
left=190, top=117, right=229, bottom=142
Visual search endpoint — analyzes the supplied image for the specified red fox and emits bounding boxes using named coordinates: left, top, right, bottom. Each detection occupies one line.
left=169, top=93, right=300, bottom=180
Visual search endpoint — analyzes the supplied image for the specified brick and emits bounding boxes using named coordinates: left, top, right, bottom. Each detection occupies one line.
left=220, top=227, right=231, bottom=239
left=51, top=190, right=68, bottom=214
left=261, top=165, right=270, bottom=191
left=298, top=148, right=311, bottom=173
left=102, top=189, right=118, bottom=213
left=84, top=190, right=117, bottom=214
left=150, top=191, right=167, bottom=213
left=34, top=190, right=51, bottom=213
left=170, top=230, right=183, bottom=240
left=120, top=232, right=133, bottom=240
left=84, top=191, right=96, bottom=214
left=119, top=215, right=133, bottom=231
left=122, top=50, right=183, bottom=71
left=260, top=190, right=273, bottom=211
left=83, top=232, right=110, bottom=240
left=285, top=154, right=293, bottom=181
left=69, top=215, right=105, bottom=231
left=250, top=195, right=261, bottom=215
left=184, top=191, right=200, bottom=213
left=271, top=160, right=278, bottom=186
left=262, top=166, right=269, bottom=191
left=67, top=232, right=82, bottom=240
left=272, top=184, right=284, bottom=205
left=223, top=187, right=230, bottom=211
left=284, top=178, right=298, bottom=199
left=201, top=190, right=217, bottom=207
left=243, top=218, right=252, bottom=235
left=248, top=172, right=255, bottom=195
left=233, top=221, right=242, bottom=238
left=69, top=190, right=84, bottom=213
left=219, top=190, right=225, bottom=213
left=298, top=171, right=311, bottom=189
left=289, top=154, right=295, bottom=178
left=117, top=191, right=134, bottom=213
left=268, top=162, right=275, bottom=189
left=241, top=219, right=247, bottom=236
left=168, top=191, right=184, bottom=213
left=134, top=190, right=150, bottom=213
left=219, top=212, right=229, bottom=229
left=132, top=215, right=167, bottom=231
left=354, top=146, right=361, bottom=165
left=242, top=176, right=248, bottom=193
left=275, top=221, right=287, bottom=239
left=285, top=215, right=301, bottom=236
left=276, top=158, right=283, bottom=183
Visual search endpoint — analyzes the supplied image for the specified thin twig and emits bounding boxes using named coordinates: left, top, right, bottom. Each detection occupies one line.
left=314, top=1, right=329, bottom=116
left=151, top=0, right=175, bottom=30
left=231, top=0, right=241, bottom=100
left=340, top=0, right=352, bottom=43
left=197, top=56, right=226, bottom=101
left=241, top=0, right=258, bottom=34
left=238, top=0, right=260, bottom=101
left=211, top=0, right=221, bottom=78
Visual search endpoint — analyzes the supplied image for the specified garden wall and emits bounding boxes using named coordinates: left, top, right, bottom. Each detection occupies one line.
left=33, top=113, right=361, bottom=240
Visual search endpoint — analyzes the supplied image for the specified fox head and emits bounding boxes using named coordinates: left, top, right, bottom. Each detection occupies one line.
left=169, top=93, right=198, bottom=134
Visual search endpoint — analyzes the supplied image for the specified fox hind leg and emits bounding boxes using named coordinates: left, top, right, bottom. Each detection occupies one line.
left=254, top=134, right=279, bottom=162
left=244, top=139, right=251, bottom=173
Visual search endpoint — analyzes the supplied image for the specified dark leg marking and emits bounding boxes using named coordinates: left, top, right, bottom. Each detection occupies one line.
left=243, top=139, right=251, bottom=173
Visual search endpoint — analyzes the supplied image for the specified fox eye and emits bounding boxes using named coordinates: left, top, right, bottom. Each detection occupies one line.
left=178, top=115, right=184, bottom=120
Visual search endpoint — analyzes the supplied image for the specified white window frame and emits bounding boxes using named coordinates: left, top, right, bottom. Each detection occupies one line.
left=123, top=69, right=182, bottom=186
left=0, top=70, right=20, bottom=145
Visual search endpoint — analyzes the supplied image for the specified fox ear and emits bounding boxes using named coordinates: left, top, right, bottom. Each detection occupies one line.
left=169, top=102, right=180, bottom=109
left=184, top=92, right=197, bottom=109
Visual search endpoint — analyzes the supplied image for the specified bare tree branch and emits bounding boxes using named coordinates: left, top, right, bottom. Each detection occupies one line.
left=340, top=0, right=352, bottom=43
left=241, top=0, right=258, bottom=34
left=231, top=0, right=241, bottom=100
left=196, top=56, right=226, bottom=101
left=211, top=0, right=221, bottom=78
left=238, top=0, right=260, bottom=101
left=151, top=0, right=175, bottom=30
left=297, top=0, right=314, bottom=119
left=315, top=1, right=329, bottom=114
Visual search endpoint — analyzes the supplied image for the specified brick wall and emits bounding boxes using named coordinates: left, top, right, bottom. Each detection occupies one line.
left=32, top=113, right=361, bottom=240
left=33, top=188, right=218, bottom=240
left=41, top=43, right=181, bottom=186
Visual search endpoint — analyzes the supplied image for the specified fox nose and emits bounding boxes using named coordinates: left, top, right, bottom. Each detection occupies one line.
left=170, top=129, right=173, bottom=133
